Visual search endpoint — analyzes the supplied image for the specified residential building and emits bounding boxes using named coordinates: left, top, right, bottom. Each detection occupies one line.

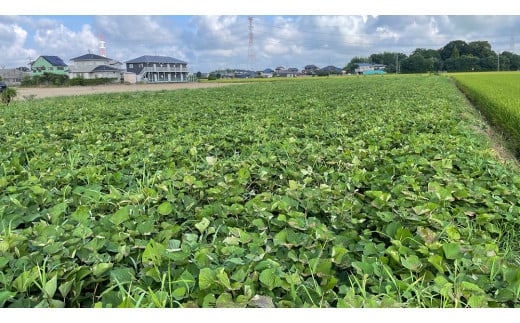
left=303, top=65, right=319, bottom=75
left=354, top=63, right=386, bottom=75
left=30, top=56, right=68, bottom=76
left=69, top=53, right=122, bottom=80
left=259, top=68, right=274, bottom=78
left=274, top=67, right=299, bottom=78
left=0, top=68, right=31, bottom=85
left=125, top=55, right=189, bottom=83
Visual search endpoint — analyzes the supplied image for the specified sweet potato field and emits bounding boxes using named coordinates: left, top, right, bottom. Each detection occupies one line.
left=1, top=76, right=520, bottom=307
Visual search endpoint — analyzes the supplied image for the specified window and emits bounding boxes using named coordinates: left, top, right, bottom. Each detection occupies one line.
left=57, top=67, right=64, bottom=70
left=129, top=64, right=133, bottom=68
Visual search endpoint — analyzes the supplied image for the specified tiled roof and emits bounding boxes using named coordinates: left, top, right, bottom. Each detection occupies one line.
left=92, top=65, right=121, bottom=72
left=126, top=55, right=187, bottom=64
left=41, top=56, right=67, bottom=67
left=71, top=53, right=109, bottom=61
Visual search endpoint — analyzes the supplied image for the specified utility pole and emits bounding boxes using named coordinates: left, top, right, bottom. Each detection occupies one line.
left=396, top=54, right=399, bottom=75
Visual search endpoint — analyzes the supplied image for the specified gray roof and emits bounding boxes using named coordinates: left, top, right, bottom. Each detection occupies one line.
left=92, top=65, right=121, bottom=72
left=126, top=55, right=187, bottom=64
left=71, top=53, right=110, bottom=61
left=41, top=56, right=67, bottom=67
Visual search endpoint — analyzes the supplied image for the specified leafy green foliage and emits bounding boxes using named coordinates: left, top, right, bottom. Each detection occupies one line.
left=1, top=77, right=520, bottom=307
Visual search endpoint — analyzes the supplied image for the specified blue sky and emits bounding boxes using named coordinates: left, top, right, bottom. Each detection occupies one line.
left=2, top=1, right=520, bottom=72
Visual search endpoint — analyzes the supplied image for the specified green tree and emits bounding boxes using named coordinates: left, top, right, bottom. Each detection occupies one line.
left=400, top=54, right=434, bottom=73
left=500, top=51, right=520, bottom=70
left=439, top=40, right=469, bottom=60
left=467, top=41, right=494, bottom=58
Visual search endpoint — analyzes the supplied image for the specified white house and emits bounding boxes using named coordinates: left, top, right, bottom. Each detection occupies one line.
left=69, top=53, right=123, bottom=80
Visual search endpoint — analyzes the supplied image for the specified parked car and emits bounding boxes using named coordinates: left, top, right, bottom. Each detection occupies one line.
left=0, top=81, right=7, bottom=93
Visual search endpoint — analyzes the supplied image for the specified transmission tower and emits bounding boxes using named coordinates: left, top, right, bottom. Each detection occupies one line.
left=99, top=35, right=106, bottom=57
left=248, top=16, right=255, bottom=71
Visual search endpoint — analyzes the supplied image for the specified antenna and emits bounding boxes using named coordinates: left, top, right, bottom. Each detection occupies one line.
left=248, top=16, right=255, bottom=71
left=100, top=35, right=106, bottom=57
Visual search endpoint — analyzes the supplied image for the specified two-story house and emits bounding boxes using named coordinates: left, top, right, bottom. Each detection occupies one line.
left=125, top=55, right=189, bottom=83
left=30, top=56, right=68, bottom=76
left=69, top=53, right=122, bottom=80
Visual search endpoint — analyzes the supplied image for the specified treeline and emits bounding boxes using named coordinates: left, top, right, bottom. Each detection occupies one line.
left=345, top=40, right=520, bottom=73
left=21, top=73, right=118, bottom=87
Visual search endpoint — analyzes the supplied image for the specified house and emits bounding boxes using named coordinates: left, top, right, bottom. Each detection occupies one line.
left=275, top=67, right=299, bottom=78
left=0, top=68, right=31, bottom=85
left=354, top=63, right=386, bottom=75
left=233, top=69, right=256, bottom=78
left=30, top=56, right=68, bottom=76
left=303, top=64, right=319, bottom=75
left=125, top=55, right=189, bottom=83
left=69, top=53, right=122, bottom=81
left=259, top=68, right=274, bottom=78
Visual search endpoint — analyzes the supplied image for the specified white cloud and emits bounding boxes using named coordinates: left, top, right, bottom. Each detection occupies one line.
left=2, top=15, right=520, bottom=72
left=0, top=23, right=37, bottom=67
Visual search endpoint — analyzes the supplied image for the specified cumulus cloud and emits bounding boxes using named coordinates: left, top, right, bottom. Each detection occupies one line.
left=0, top=22, right=37, bottom=67
left=1, top=15, right=520, bottom=72
left=94, top=16, right=177, bottom=46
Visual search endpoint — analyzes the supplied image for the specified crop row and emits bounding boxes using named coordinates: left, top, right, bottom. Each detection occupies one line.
left=1, top=76, right=520, bottom=307
left=451, top=72, right=520, bottom=156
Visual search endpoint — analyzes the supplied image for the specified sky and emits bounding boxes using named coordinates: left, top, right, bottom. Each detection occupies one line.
left=1, top=1, right=520, bottom=73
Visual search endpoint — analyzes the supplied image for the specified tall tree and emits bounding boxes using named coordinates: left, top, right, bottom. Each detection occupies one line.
left=439, top=40, right=470, bottom=60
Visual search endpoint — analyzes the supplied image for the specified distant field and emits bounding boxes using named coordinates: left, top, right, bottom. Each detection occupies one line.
left=2, top=76, right=520, bottom=308
left=451, top=72, right=520, bottom=156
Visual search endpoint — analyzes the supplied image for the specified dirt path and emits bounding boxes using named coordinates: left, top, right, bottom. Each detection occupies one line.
left=15, top=82, right=242, bottom=100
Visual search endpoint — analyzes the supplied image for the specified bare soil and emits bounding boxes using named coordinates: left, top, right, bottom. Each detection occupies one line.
left=15, top=82, right=242, bottom=100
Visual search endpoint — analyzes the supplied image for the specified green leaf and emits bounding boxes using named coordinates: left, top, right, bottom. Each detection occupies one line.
left=71, top=205, right=91, bottom=224
left=401, top=255, right=422, bottom=272
left=92, top=263, right=113, bottom=277
left=443, top=243, right=462, bottom=260
left=44, top=275, right=57, bottom=299
left=259, top=268, right=281, bottom=290
left=157, top=202, right=173, bottom=216
left=58, top=280, right=74, bottom=299
left=216, top=268, right=232, bottom=290
left=446, top=225, right=461, bottom=240
left=468, top=294, right=488, bottom=307
left=142, top=239, right=166, bottom=266
left=0, top=291, right=16, bottom=307
left=48, top=202, right=67, bottom=219
left=30, top=185, right=47, bottom=195
left=427, top=254, right=445, bottom=273
left=110, top=268, right=136, bottom=284
left=216, top=292, right=236, bottom=308
left=413, top=202, right=439, bottom=215
left=172, top=287, right=187, bottom=300
left=352, top=261, right=374, bottom=275
left=110, top=206, right=130, bottom=226
left=195, top=217, right=210, bottom=234
left=238, top=167, right=250, bottom=180
left=199, top=268, right=216, bottom=290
